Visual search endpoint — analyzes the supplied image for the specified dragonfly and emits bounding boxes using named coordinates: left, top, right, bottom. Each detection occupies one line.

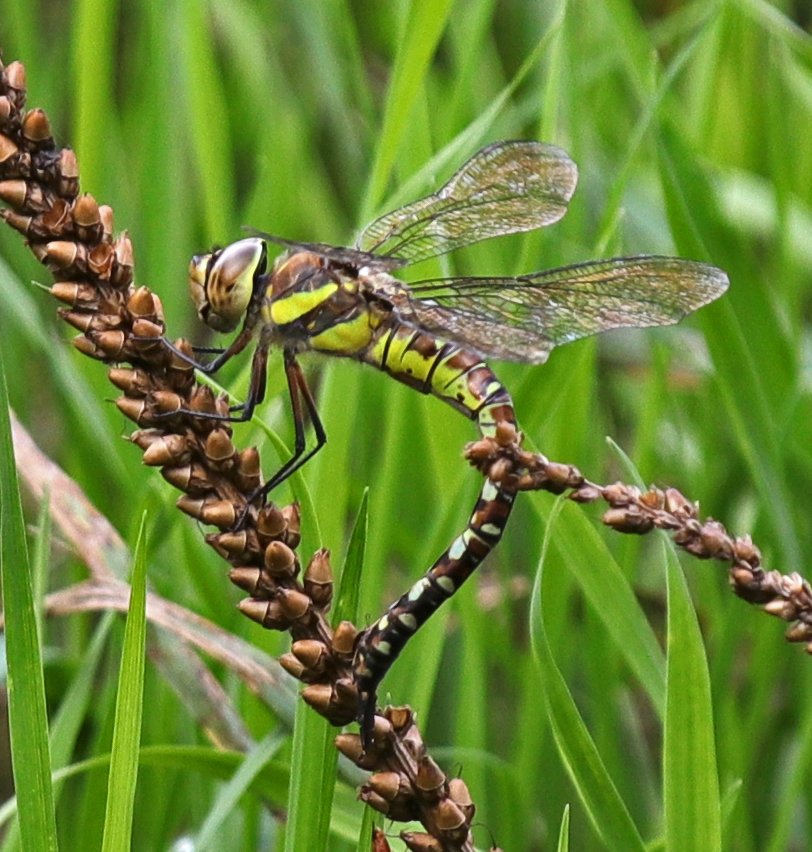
left=166, top=140, right=729, bottom=743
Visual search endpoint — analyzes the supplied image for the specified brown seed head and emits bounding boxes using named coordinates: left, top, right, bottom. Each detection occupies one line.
left=0, top=179, right=28, bottom=207
left=432, top=798, right=467, bottom=835
left=332, top=620, right=358, bottom=656
left=73, top=193, right=100, bottom=226
left=291, top=639, right=328, bottom=671
left=142, top=434, right=190, bottom=466
left=304, top=548, right=333, bottom=606
left=277, top=588, right=311, bottom=622
left=115, top=396, right=148, bottom=425
left=334, top=733, right=364, bottom=762
left=415, top=756, right=445, bottom=797
left=264, top=540, right=297, bottom=577
left=127, top=286, right=162, bottom=321
left=51, top=281, right=98, bottom=308
left=368, top=771, right=403, bottom=801
left=205, top=429, right=236, bottom=463
left=300, top=683, right=333, bottom=714
left=5, top=62, right=27, bottom=92
left=227, top=566, right=263, bottom=595
left=278, top=653, right=306, bottom=680
left=401, top=833, right=443, bottom=852
left=199, top=499, right=237, bottom=529
left=257, top=503, right=286, bottom=538
left=0, top=133, right=18, bottom=163
left=71, top=334, right=104, bottom=359
left=785, top=621, right=812, bottom=643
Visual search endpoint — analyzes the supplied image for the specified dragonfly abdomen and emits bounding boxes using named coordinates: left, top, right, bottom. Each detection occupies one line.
left=361, top=320, right=515, bottom=433
left=354, top=477, right=516, bottom=740
left=353, top=322, right=520, bottom=740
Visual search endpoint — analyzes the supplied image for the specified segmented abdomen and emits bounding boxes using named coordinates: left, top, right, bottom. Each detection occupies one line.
left=360, top=319, right=515, bottom=434
left=353, top=320, right=518, bottom=740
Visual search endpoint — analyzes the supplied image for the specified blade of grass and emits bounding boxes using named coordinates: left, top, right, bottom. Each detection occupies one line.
left=196, top=731, right=287, bottom=851
left=359, top=0, right=456, bottom=222
left=176, top=0, right=235, bottom=239
left=71, top=0, right=116, bottom=197
left=30, top=492, right=51, bottom=657
left=333, top=487, right=369, bottom=624
left=557, top=804, right=571, bottom=852
left=530, top=497, right=647, bottom=852
left=100, top=512, right=148, bottom=852
left=283, top=489, right=370, bottom=852
left=610, top=439, right=722, bottom=850
left=285, top=703, right=335, bottom=852
left=0, top=347, right=58, bottom=851
left=528, top=493, right=666, bottom=717
left=663, top=539, right=722, bottom=852
left=280, top=490, right=372, bottom=852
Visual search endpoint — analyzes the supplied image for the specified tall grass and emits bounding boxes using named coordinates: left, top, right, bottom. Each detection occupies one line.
left=0, top=0, right=810, bottom=850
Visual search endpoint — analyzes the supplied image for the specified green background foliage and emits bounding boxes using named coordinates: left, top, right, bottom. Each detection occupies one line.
left=0, top=0, right=810, bottom=850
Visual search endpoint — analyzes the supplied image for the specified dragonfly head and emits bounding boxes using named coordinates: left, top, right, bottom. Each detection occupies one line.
left=188, top=238, right=267, bottom=333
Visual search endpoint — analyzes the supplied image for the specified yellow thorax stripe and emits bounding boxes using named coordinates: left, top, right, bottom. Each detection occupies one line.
left=310, top=313, right=376, bottom=353
left=269, top=283, right=339, bottom=326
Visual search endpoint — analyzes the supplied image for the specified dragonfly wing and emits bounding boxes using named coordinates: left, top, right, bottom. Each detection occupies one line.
left=405, top=256, right=729, bottom=363
left=403, top=299, right=557, bottom=363
left=355, top=141, right=578, bottom=265
left=244, top=229, right=406, bottom=271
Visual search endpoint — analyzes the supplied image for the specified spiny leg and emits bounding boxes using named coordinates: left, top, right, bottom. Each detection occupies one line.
left=159, top=334, right=328, bottom=527
left=156, top=330, right=262, bottom=423
left=232, top=349, right=327, bottom=528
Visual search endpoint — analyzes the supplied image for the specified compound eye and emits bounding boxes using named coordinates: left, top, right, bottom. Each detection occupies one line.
left=188, top=252, right=211, bottom=317
left=188, top=238, right=266, bottom=333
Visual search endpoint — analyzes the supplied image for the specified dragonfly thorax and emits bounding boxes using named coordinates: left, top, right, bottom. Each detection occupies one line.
left=188, top=237, right=267, bottom=333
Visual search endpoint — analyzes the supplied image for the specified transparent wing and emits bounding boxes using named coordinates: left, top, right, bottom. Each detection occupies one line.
left=400, top=256, right=729, bottom=363
left=244, top=230, right=407, bottom=271
left=355, top=141, right=578, bottom=264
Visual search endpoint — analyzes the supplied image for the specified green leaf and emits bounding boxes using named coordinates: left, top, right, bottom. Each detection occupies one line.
left=334, top=487, right=369, bottom=624
left=528, top=495, right=666, bottom=716
left=285, top=703, right=337, bottom=852
left=100, top=513, right=148, bottom=852
left=359, top=0, right=456, bottom=221
left=556, top=804, right=571, bottom=852
left=663, top=541, right=721, bottom=852
left=196, top=731, right=287, bottom=851
left=530, top=498, right=647, bottom=852
left=0, top=347, right=58, bottom=851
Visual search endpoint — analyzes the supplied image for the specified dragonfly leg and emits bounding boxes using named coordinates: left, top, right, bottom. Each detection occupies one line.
left=153, top=331, right=263, bottom=424
left=160, top=326, right=253, bottom=375
left=190, top=344, right=228, bottom=356
left=352, top=477, right=516, bottom=748
left=231, top=349, right=327, bottom=529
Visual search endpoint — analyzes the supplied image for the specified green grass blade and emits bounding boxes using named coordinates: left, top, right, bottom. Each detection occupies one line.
left=530, top=498, right=646, bottom=852
left=556, top=804, right=571, bottom=852
left=281, top=491, right=370, bottom=852
left=0, top=349, right=58, bottom=851
left=176, top=0, right=235, bottom=239
left=30, top=492, right=51, bottom=655
left=279, top=488, right=372, bottom=852
left=663, top=540, right=722, bottom=851
left=359, top=0, right=456, bottom=222
left=656, top=122, right=802, bottom=568
left=100, top=513, right=148, bottom=852
left=51, top=613, right=116, bottom=770
left=284, top=703, right=336, bottom=852
left=333, top=487, right=369, bottom=624
left=196, top=731, right=287, bottom=851
left=529, top=495, right=666, bottom=716
left=71, top=0, right=116, bottom=197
